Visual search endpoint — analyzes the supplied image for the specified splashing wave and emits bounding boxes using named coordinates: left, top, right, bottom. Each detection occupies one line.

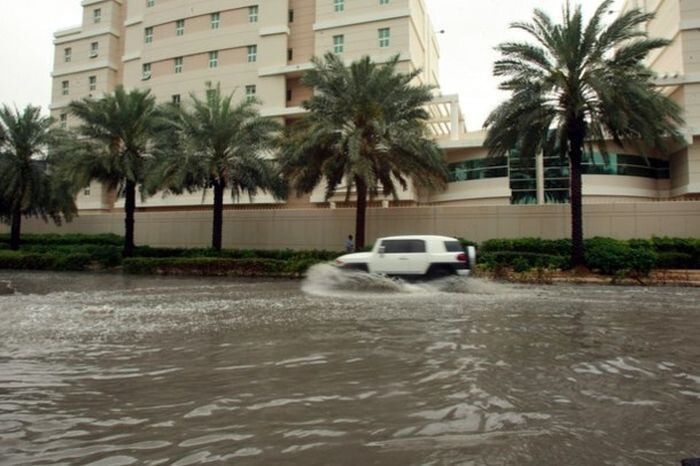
left=301, top=264, right=505, bottom=297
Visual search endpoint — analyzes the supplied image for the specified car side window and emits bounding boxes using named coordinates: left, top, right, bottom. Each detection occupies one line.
left=444, top=241, right=463, bottom=252
left=381, top=239, right=426, bottom=253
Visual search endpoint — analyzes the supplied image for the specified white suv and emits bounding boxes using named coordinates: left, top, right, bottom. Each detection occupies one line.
left=335, top=235, right=476, bottom=279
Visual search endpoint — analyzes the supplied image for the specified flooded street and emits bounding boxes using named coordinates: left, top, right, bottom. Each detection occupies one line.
left=0, top=267, right=699, bottom=465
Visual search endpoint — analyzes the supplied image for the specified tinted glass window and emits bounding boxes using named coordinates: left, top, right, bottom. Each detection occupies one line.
left=381, top=240, right=426, bottom=253
left=444, top=241, right=463, bottom=252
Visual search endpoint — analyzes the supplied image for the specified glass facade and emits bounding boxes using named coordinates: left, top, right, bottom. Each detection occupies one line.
left=508, top=150, right=572, bottom=205
left=582, top=152, right=670, bottom=179
left=448, top=150, right=670, bottom=205
left=448, top=156, right=508, bottom=182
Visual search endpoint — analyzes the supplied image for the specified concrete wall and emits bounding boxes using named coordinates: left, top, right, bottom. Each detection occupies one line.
left=5, top=202, right=699, bottom=250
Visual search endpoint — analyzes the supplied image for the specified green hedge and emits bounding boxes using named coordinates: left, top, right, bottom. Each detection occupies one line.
left=122, top=257, right=301, bottom=277
left=655, top=252, right=694, bottom=269
left=132, top=246, right=339, bottom=262
left=18, top=244, right=123, bottom=268
left=0, top=251, right=92, bottom=271
left=583, top=237, right=657, bottom=275
left=476, top=236, right=699, bottom=274
left=480, top=238, right=572, bottom=256
left=479, top=251, right=569, bottom=272
left=2, top=233, right=697, bottom=276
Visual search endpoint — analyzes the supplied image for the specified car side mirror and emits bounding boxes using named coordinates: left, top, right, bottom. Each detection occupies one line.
left=378, top=246, right=386, bottom=255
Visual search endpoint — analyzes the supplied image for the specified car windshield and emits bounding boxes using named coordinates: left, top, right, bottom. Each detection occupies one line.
left=444, top=241, right=463, bottom=252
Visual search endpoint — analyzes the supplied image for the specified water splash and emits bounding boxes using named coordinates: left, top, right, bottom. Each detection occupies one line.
left=301, top=264, right=506, bottom=297
left=0, top=280, right=14, bottom=295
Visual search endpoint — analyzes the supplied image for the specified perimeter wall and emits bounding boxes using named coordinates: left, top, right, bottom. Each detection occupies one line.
left=3, top=202, right=699, bottom=250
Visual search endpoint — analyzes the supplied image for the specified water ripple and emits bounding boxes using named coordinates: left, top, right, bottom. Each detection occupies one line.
left=0, top=271, right=699, bottom=465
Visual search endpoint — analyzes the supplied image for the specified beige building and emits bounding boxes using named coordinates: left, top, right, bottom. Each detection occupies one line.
left=50, top=0, right=699, bottom=213
left=621, top=0, right=700, bottom=199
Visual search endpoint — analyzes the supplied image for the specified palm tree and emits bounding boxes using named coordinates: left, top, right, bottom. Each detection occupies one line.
left=280, top=53, right=448, bottom=249
left=0, top=105, right=76, bottom=250
left=148, top=85, right=285, bottom=251
left=61, top=86, right=161, bottom=257
left=484, top=0, right=684, bottom=267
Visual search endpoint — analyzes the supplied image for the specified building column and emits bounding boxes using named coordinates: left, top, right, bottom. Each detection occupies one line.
left=450, top=101, right=459, bottom=140
left=536, top=151, right=545, bottom=205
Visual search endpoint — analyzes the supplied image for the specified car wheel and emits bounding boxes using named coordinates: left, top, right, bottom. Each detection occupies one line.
left=426, top=264, right=453, bottom=280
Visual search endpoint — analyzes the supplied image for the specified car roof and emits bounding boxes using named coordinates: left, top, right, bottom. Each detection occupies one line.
left=378, top=235, right=459, bottom=242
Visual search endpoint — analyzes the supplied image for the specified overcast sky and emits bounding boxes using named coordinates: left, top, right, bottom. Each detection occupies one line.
left=0, top=0, right=622, bottom=130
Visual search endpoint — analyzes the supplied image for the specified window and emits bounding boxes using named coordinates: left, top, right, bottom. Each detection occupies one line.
left=176, top=19, right=185, bottom=36
left=83, top=186, right=91, bottom=196
left=211, top=12, right=220, bottom=29
left=171, top=94, right=181, bottom=106
left=448, top=157, right=508, bottom=183
left=288, top=9, right=294, bottom=22
left=146, top=0, right=154, bottom=7
left=249, top=5, right=259, bottom=23
left=174, top=56, right=183, bottom=73
left=380, top=0, right=389, bottom=4
left=89, top=76, right=96, bottom=91
left=59, top=113, right=67, bottom=129
left=209, top=51, right=218, bottom=68
left=444, top=241, right=463, bottom=252
left=287, top=48, right=293, bottom=61
left=61, top=81, right=69, bottom=96
left=333, top=35, right=344, bottom=53
left=64, top=48, right=72, bottom=63
left=93, top=8, right=102, bottom=23
left=144, top=27, right=153, bottom=44
left=247, top=45, right=257, bottom=62
left=334, top=0, right=344, bottom=12
left=142, top=63, right=151, bottom=80
left=90, top=41, right=99, bottom=57
left=378, top=28, right=390, bottom=48
left=245, top=85, right=256, bottom=102
left=286, top=89, right=292, bottom=102
left=380, top=239, right=426, bottom=253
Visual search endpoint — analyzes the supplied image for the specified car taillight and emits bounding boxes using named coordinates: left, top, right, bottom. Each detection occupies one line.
left=457, top=253, right=467, bottom=262
left=335, top=259, right=344, bottom=265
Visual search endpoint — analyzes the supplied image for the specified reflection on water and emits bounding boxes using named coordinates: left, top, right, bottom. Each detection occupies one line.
left=1, top=270, right=699, bottom=465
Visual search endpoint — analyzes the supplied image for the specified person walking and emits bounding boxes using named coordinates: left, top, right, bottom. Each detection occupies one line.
left=345, top=235, right=355, bottom=252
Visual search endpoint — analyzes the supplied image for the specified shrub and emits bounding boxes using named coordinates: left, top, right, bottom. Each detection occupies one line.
left=122, top=257, right=291, bottom=277
left=457, top=238, right=479, bottom=249
left=284, top=257, right=322, bottom=275
left=18, top=244, right=123, bottom=268
left=584, top=237, right=656, bottom=276
left=651, top=237, right=700, bottom=268
left=479, top=251, right=568, bottom=271
left=480, top=238, right=571, bottom=257
left=132, top=246, right=341, bottom=263
left=0, top=251, right=58, bottom=270
left=655, top=252, right=694, bottom=269
left=626, top=246, right=657, bottom=276
left=54, top=253, right=92, bottom=271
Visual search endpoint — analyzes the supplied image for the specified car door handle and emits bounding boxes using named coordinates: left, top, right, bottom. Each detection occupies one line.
left=399, top=257, right=409, bottom=260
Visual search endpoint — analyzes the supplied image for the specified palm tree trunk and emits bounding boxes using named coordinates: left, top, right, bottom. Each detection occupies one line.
left=568, top=119, right=585, bottom=268
left=354, top=177, right=367, bottom=250
left=123, top=180, right=136, bottom=258
left=212, top=181, right=225, bottom=251
left=9, top=208, right=21, bottom=251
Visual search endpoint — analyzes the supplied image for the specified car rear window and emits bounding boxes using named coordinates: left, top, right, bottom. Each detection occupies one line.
left=444, top=241, right=463, bottom=252
left=381, top=239, right=426, bottom=253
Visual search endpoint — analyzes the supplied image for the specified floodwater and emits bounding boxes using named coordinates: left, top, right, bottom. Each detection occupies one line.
left=0, top=266, right=699, bottom=466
